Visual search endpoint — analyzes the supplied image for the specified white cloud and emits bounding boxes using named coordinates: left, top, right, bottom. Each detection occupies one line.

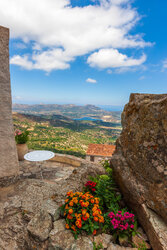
left=10, top=55, right=33, bottom=70
left=32, top=43, right=42, bottom=51
left=0, top=0, right=151, bottom=72
left=10, top=49, right=74, bottom=72
left=86, top=78, right=97, bottom=83
left=87, top=48, right=146, bottom=69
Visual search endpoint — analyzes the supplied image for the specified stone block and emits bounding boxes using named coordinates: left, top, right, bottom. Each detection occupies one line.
left=49, top=153, right=81, bottom=167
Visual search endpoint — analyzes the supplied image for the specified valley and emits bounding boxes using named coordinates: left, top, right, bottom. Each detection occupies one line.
left=13, top=109, right=122, bottom=158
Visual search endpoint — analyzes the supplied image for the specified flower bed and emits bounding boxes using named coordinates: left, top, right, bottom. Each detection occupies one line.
left=61, top=191, right=104, bottom=238
left=60, top=160, right=146, bottom=248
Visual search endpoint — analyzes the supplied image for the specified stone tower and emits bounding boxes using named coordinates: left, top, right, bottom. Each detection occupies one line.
left=0, top=25, right=19, bottom=186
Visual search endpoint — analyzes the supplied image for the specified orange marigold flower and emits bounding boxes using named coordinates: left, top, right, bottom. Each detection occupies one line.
left=93, top=210, right=99, bottom=217
left=65, top=223, right=70, bottom=229
left=67, top=191, right=72, bottom=196
left=73, top=197, right=78, bottom=204
left=77, top=223, right=82, bottom=228
left=65, top=205, right=69, bottom=209
left=91, top=199, right=95, bottom=204
left=94, top=216, right=99, bottom=222
left=85, top=201, right=89, bottom=207
left=67, top=214, right=73, bottom=220
left=64, top=212, right=66, bottom=216
left=82, top=216, right=88, bottom=221
left=95, top=198, right=99, bottom=204
left=81, top=202, right=85, bottom=207
left=65, top=199, right=69, bottom=203
left=82, top=209, right=87, bottom=215
left=86, top=213, right=90, bottom=218
left=69, top=201, right=73, bottom=207
left=75, top=220, right=82, bottom=228
left=99, top=216, right=104, bottom=223
left=71, top=225, right=76, bottom=231
left=75, top=214, right=81, bottom=219
left=93, top=229, right=97, bottom=235
left=69, top=209, right=73, bottom=214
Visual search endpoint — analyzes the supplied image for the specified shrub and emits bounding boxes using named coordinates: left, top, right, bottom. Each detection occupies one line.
left=101, top=159, right=111, bottom=170
left=89, top=173, right=121, bottom=213
left=15, top=129, right=29, bottom=144
left=61, top=191, right=104, bottom=238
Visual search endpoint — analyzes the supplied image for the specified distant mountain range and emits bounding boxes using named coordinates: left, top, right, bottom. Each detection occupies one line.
left=12, top=103, right=121, bottom=123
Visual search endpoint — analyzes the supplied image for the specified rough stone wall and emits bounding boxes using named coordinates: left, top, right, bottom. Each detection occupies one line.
left=0, top=26, right=19, bottom=183
left=111, top=93, right=167, bottom=249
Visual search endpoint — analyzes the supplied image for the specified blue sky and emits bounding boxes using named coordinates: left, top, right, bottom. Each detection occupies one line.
left=0, top=0, right=167, bottom=107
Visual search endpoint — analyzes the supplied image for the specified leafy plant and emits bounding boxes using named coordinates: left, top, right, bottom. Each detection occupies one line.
left=95, top=174, right=121, bottom=213
left=15, top=129, right=29, bottom=144
left=108, top=211, right=137, bottom=243
left=101, top=159, right=111, bottom=170
left=93, top=241, right=103, bottom=250
left=61, top=191, right=104, bottom=239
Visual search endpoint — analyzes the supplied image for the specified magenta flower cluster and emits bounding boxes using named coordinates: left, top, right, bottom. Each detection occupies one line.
left=108, top=211, right=135, bottom=231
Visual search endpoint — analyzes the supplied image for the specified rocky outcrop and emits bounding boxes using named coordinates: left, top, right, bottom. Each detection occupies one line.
left=0, top=25, right=19, bottom=185
left=27, top=209, right=52, bottom=241
left=111, top=93, right=167, bottom=250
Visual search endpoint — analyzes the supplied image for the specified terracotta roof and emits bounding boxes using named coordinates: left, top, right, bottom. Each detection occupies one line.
left=86, top=144, right=116, bottom=157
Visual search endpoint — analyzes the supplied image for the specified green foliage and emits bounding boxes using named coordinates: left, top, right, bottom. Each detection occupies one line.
left=15, top=129, right=29, bottom=144
left=95, top=174, right=121, bottom=213
left=132, top=240, right=147, bottom=250
left=93, top=241, right=103, bottom=250
left=101, top=159, right=111, bottom=170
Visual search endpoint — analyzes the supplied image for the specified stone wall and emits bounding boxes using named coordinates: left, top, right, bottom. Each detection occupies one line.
left=111, top=93, right=167, bottom=249
left=0, top=26, right=19, bottom=185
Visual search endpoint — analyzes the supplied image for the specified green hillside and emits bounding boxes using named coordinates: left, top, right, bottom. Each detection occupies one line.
left=13, top=113, right=121, bottom=158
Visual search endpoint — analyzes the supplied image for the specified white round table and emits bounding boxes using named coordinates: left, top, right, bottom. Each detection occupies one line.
left=24, top=150, right=55, bottom=162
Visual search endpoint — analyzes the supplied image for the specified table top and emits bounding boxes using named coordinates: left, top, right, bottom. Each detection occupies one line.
left=24, top=150, right=55, bottom=162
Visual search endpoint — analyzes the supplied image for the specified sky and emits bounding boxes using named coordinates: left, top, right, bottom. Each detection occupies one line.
left=0, top=0, right=167, bottom=108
